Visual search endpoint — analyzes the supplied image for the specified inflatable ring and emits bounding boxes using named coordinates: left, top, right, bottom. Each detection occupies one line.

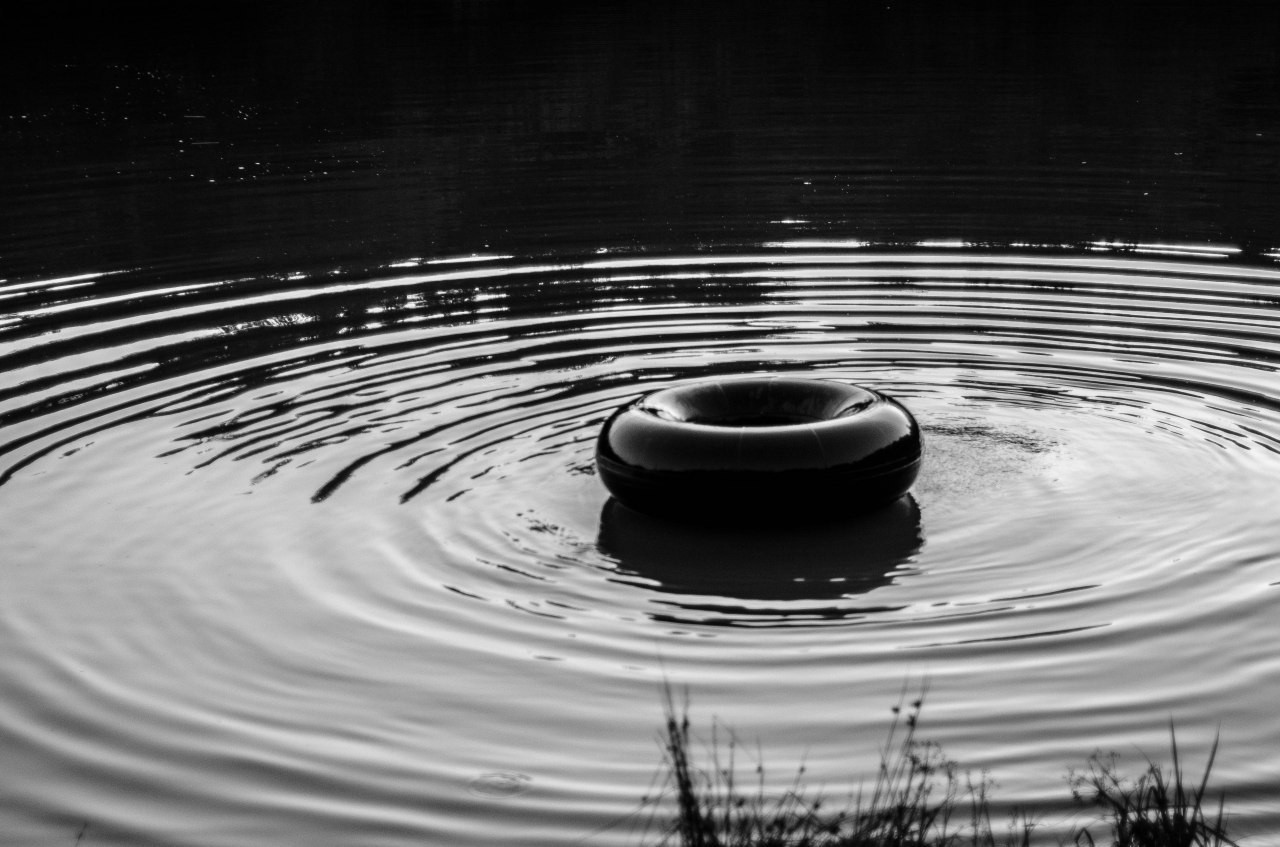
left=595, top=377, right=921, bottom=522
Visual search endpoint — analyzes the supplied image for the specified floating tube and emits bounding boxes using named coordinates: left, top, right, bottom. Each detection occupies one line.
left=595, top=377, right=922, bottom=522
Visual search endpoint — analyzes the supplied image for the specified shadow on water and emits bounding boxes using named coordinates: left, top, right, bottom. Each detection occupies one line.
left=597, top=495, right=923, bottom=610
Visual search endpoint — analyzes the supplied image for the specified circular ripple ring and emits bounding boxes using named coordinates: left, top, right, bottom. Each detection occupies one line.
left=595, top=377, right=922, bottom=521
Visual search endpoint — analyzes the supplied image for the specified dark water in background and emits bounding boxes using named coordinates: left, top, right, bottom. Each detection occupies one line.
left=5, top=4, right=1280, bottom=846
left=6, top=2, right=1280, bottom=278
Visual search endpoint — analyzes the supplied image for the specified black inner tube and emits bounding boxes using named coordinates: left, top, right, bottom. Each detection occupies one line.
left=595, top=377, right=922, bottom=523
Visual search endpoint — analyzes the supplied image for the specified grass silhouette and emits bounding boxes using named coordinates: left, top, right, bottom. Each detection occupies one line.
left=1069, top=724, right=1235, bottom=847
left=646, top=688, right=1235, bottom=847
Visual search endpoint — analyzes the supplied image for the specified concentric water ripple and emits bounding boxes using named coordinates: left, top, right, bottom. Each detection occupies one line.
left=3, top=248, right=1280, bottom=845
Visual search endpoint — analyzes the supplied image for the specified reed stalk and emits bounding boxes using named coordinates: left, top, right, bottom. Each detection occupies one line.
left=648, top=691, right=1235, bottom=847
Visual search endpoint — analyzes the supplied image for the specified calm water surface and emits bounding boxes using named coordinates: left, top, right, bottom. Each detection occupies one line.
left=4, top=5, right=1280, bottom=846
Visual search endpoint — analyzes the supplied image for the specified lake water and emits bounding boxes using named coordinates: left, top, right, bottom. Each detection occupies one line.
left=4, top=4, right=1280, bottom=845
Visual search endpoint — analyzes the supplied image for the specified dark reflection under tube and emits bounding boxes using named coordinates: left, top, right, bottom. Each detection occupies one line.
left=596, top=496, right=923, bottom=603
